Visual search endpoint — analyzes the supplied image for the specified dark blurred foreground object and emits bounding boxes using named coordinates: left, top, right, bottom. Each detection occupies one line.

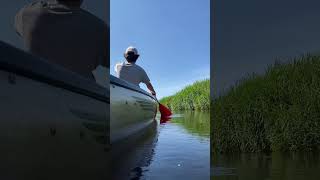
left=14, top=0, right=109, bottom=80
left=0, top=41, right=110, bottom=179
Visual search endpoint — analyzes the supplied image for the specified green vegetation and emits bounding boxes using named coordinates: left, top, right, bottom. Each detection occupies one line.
left=212, top=55, right=320, bottom=153
left=160, top=79, right=210, bottom=111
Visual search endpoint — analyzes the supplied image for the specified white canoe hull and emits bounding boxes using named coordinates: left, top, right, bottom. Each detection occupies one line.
left=110, top=75, right=157, bottom=143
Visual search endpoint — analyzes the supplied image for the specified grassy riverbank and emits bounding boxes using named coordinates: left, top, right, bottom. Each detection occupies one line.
left=212, top=55, right=320, bottom=153
left=160, top=79, right=210, bottom=111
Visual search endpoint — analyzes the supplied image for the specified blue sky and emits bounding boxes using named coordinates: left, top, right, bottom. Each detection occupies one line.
left=111, top=0, right=210, bottom=99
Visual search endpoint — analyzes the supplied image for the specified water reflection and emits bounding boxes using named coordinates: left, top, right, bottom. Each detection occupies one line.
left=211, top=152, right=320, bottom=180
left=160, top=116, right=171, bottom=124
left=112, top=111, right=210, bottom=180
left=111, top=120, right=158, bottom=180
left=171, top=111, right=210, bottom=138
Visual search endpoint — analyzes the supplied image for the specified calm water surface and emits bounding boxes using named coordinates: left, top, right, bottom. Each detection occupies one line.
left=112, top=111, right=210, bottom=180
left=211, top=152, right=320, bottom=180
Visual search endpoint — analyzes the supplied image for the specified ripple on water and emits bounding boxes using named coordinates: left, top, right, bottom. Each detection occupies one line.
left=116, top=111, right=210, bottom=180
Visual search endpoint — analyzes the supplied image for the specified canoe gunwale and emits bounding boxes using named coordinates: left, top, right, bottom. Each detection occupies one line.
left=110, top=75, right=156, bottom=101
left=0, top=41, right=109, bottom=103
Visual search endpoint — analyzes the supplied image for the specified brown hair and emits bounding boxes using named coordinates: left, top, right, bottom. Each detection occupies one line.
left=124, top=52, right=139, bottom=63
left=57, top=0, right=83, bottom=6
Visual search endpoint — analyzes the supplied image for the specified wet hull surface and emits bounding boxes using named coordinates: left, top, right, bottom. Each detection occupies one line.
left=0, top=41, right=110, bottom=179
left=0, top=70, right=109, bottom=179
left=110, top=75, right=157, bottom=143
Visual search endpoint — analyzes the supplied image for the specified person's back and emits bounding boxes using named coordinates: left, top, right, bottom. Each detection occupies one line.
left=116, top=62, right=150, bottom=87
left=15, top=0, right=109, bottom=79
left=115, top=46, right=156, bottom=96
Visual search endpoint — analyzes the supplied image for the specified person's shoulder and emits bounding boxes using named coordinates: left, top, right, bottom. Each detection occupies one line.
left=134, top=64, right=146, bottom=72
left=114, top=62, right=125, bottom=73
left=26, top=1, right=49, bottom=8
left=15, top=1, right=49, bottom=28
left=17, top=1, right=53, bottom=21
left=20, top=1, right=49, bottom=13
left=115, top=62, right=124, bottom=68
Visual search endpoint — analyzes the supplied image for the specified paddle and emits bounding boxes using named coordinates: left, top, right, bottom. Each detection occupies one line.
left=155, top=98, right=172, bottom=117
left=160, top=116, right=171, bottom=124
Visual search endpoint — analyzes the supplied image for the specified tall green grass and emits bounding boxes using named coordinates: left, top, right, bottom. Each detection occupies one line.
left=160, top=79, right=210, bottom=111
left=212, top=55, right=320, bottom=153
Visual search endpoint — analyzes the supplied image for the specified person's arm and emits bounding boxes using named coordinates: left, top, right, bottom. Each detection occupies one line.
left=146, top=82, right=156, bottom=96
left=114, top=63, right=122, bottom=77
left=141, top=69, right=156, bottom=96
left=14, top=2, right=37, bottom=37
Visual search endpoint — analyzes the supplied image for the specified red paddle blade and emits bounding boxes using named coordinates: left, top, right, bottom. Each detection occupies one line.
left=160, top=116, right=171, bottom=124
left=159, top=103, right=172, bottom=117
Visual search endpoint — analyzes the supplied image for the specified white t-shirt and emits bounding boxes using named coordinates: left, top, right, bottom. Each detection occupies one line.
left=115, top=62, right=150, bottom=87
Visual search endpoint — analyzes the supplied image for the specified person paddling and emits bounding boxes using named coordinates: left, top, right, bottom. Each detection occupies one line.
left=115, top=46, right=172, bottom=117
left=115, top=46, right=156, bottom=96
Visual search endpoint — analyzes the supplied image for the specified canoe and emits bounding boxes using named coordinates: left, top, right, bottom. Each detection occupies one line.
left=0, top=40, right=158, bottom=179
left=0, top=41, right=109, bottom=179
left=110, top=75, right=158, bottom=143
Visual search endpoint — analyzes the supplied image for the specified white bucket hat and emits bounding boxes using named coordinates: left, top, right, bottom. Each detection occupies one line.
left=125, top=46, right=139, bottom=56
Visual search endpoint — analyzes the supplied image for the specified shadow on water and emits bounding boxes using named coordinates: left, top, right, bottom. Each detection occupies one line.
left=111, top=120, right=158, bottom=180
left=112, top=111, right=210, bottom=180
left=211, top=152, right=320, bottom=180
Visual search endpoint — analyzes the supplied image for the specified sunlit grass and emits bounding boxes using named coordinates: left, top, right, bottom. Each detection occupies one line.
left=211, top=55, right=320, bottom=153
left=160, top=79, right=210, bottom=111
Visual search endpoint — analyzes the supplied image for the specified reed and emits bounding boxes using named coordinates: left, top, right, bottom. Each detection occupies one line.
left=211, top=55, right=320, bottom=153
left=160, top=79, right=210, bottom=111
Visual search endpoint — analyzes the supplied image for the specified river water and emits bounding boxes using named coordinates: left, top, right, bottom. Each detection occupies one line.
left=211, top=151, right=320, bottom=180
left=112, top=111, right=210, bottom=180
